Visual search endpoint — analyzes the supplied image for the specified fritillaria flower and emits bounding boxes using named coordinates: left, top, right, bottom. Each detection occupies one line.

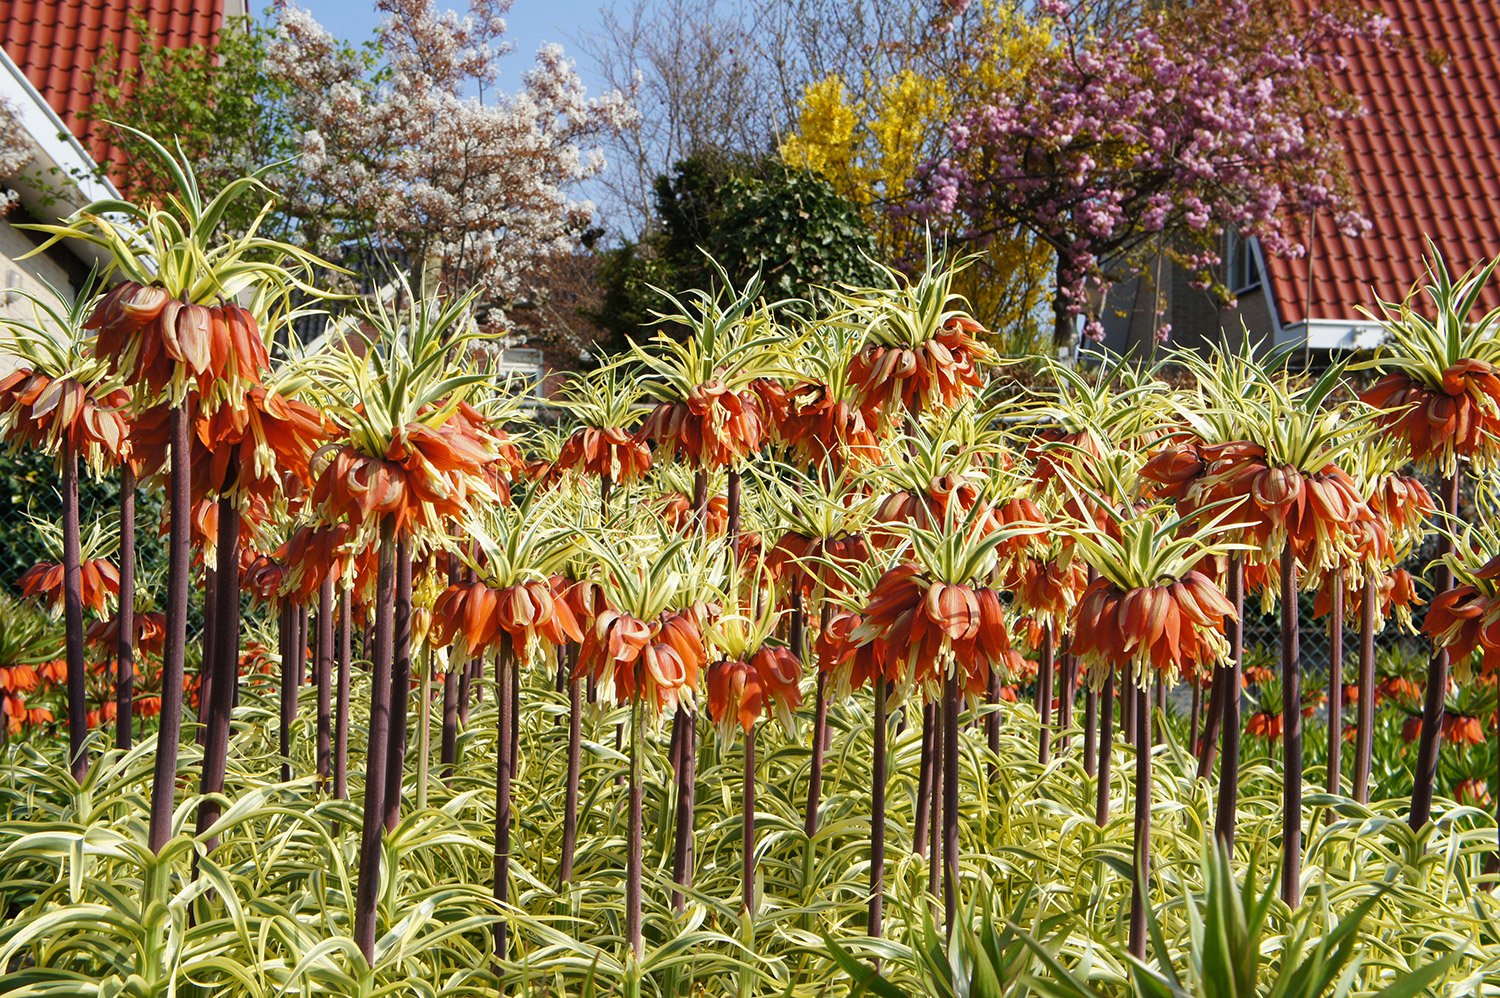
left=629, top=270, right=786, bottom=473
left=19, top=558, right=119, bottom=617
left=1424, top=536, right=1500, bottom=683
left=555, top=367, right=653, bottom=486
left=837, top=248, right=991, bottom=420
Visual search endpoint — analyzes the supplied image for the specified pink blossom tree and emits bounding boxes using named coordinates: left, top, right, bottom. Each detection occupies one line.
left=912, top=0, right=1383, bottom=347
left=268, top=0, right=636, bottom=304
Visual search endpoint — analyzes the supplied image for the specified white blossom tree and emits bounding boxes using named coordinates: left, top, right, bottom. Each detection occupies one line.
left=268, top=0, right=636, bottom=305
left=0, top=97, right=34, bottom=215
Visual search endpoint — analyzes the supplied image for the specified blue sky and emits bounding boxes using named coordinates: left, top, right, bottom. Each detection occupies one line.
left=253, top=1, right=611, bottom=89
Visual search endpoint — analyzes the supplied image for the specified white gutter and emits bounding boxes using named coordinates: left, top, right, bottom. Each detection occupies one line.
left=1277, top=318, right=1386, bottom=352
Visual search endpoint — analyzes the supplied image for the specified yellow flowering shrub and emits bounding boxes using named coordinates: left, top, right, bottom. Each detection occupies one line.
left=781, top=1, right=1056, bottom=350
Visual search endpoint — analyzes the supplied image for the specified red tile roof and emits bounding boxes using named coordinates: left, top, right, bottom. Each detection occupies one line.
left=1266, top=0, right=1500, bottom=325
left=0, top=0, right=229, bottom=180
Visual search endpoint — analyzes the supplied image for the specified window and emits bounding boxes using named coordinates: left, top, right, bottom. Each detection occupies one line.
left=1224, top=230, right=1261, bottom=294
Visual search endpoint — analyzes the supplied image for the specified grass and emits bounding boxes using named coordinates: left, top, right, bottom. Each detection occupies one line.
left=1, top=652, right=1498, bottom=996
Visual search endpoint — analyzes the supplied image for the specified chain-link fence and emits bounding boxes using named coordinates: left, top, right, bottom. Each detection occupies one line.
left=0, top=445, right=165, bottom=596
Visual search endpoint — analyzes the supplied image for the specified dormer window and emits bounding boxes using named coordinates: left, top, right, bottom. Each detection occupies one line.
left=1225, top=230, right=1262, bottom=295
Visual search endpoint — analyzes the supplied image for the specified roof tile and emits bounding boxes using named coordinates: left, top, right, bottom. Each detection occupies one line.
left=1269, top=0, right=1500, bottom=322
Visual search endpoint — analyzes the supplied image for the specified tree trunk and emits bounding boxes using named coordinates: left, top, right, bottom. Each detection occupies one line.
left=353, top=518, right=397, bottom=962
left=115, top=466, right=136, bottom=750
left=868, top=674, right=887, bottom=937
left=1410, top=473, right=1460, bottom=830
left=1052, top=256, right=1076, bottom=351
left=743, top=723, right=757, bottom=914
left=1352, top=579, right=1377, bottom=804
left=148, top=402, right=192, bottom=855
left=316, top=577, right=335, bottom=787
left=914, top=703, right=935, bottom=856
left=560, top=665, right=583, bottom=885
left=942, top=663, right=960, bottom=931
left=1326, top=572, right=1344, bottom=795
left=1214, top=555, right=1245, bottom=847
left=278, top=599, right=297, bottom=783
left=1280, top=539, right=1302, bottom=907
left=334, top=588, right=352, bottom=801
left=1038, top=622, right=1054, bottom=764
left=670, top=706, right=697, bottom=910
left=626, top=697, right=644, bottom=958
left=60, top=446, right=88, bottom=781
left=383, top=538, right=413, bottom=832
left=1128, top=677, right=1151, bottom=960
left=195, top=486, right=241, bottom=850
left=1096, top=668, right=1114, bottom=827
left=493, top=636, right=515, bottom=961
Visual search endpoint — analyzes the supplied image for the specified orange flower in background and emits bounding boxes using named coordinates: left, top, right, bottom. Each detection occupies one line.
left=764, top=532, right=870, bottom=597
left=3, top=692, right=52, bottom=734
left=1070, top=571, right=1234, bottom=687
left=84, top=699, right=119, bottom=730
left=707, top=645, right=802, bottom=737
left=1361, top=360, right=1500, bottom=472
left=1402, top=714, right=1424, bottom=743
left=1196, top=443, right=1368, bottom=578
left=816, top=609, right=895, bottom=696
left=1455, top=778, right=1492, bottom=807
left=88, top=285, right=271, bottom=396
left=0, top=664, right=40, bottom=694
left=659, top=492, right=729, bottom=536
left=1443, top=713, right=1486, bottom=747
left=243, top=552, right=287, bottom=606
left=1368, top=473, right=1435, bottom=550
left=846, top=316, right=985, bottom=419
left=1029, top=428, right=1107, bottom=493
left=638, top=380, right=766, bottom=469
left=193, top=386, right=329, bottom=500
left=1139, top=435, right=1208, bottom=503
left=493, top=580, right=584, bottom=658
left=577, top=607, right=706, bottom=714
left=779, top=381, right=884, bottom=470
left=0, top=370, right=130, bottom=467
left=279, top=522, right=359, bottom=602
left=312, top=415, right=496, bottom=537
left=850, top=564, right=1010, bottom=690
left=557, top=425, right=652, bottom=484
left=1009, top=555, right=1088, bottom=636
left=1423, top=581, right=1500, bottom=678
left=1246, top=711, right=1283, bottom=740
left=431, top=581, right=502, bottom=658
left=86, top=611, right=166, bottom=657
left=1378, top=675, right=1422, bottom=703
left=19, top=558, right=120, bottom=615
left=748, top=377, right=791, bottom=439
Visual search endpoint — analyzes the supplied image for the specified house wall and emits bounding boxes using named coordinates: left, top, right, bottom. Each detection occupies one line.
left=0, top=219, right=78, bottom=377
left=1099, top=259, right=1281, bottom=358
